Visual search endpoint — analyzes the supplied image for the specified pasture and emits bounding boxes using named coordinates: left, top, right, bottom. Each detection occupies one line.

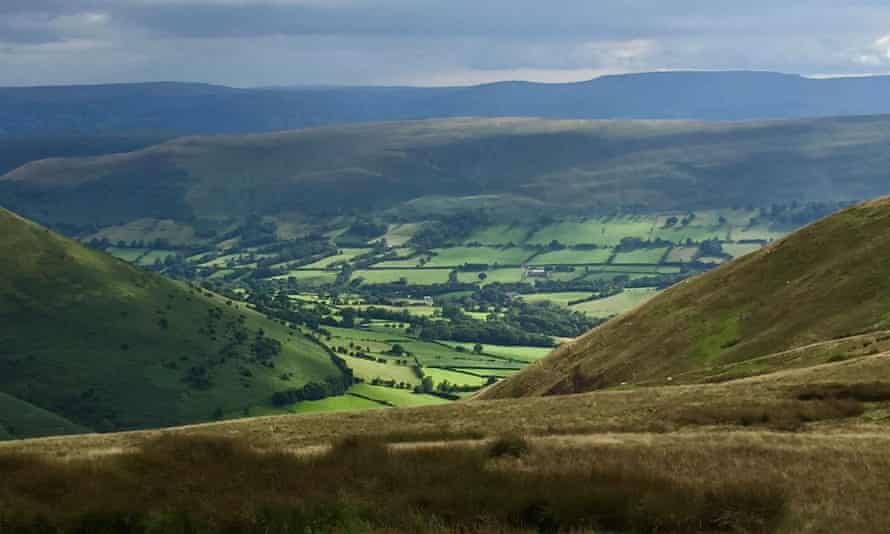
left=569, top=287, right=660, bottom=318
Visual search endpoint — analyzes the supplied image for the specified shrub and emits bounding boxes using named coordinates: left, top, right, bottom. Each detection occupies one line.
left=488, top=434, right=530, bottom=458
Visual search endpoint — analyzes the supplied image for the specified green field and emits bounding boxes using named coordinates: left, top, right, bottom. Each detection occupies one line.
left=569, top=287, right=660, bottom=318
left=424, top=247, right=534, bottom=267
left=522, top=292, right=594, bottom=306
left=106, top=247, right=149, bottom=262
left=665, top=246, right=700, bottom=263
left=464, top=224, right=531, bottom=245
left=457, top=268, right=524, bottom=284
left=381, top=223, right=422, bottom=247
left=611, top=248, right=669, bottom=264
left=723, top=243, right=763, bottom=258
left=422, top=368, right=488, bottom=388
left=353, top=269, right=451, bottom=285
left=339, top=354, right=421, bottom=386
left=350, top=383, right=450, bottom=407
left=271, top=270, right=338, bottom=285
left=528, top=248, right=614, bottom=265
left=301, top=248, right=369, bottom=269
left=284, top=394, right=384, bottom=414
left=527, top=217, right=658, bottom=247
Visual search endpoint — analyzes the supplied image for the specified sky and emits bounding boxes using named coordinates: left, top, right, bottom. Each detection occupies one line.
left=2, top=0, right=890, bottom=87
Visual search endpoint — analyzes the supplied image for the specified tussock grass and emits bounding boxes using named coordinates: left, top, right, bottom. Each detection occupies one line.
left=0, top=433, right=786, bottom=534
left=674, top=399, right=865, bottom=432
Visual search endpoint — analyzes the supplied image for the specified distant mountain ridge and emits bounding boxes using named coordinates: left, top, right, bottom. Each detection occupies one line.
left=3, top=115, right=890, bottom=230
left=6, top=71, right=890, bottom=137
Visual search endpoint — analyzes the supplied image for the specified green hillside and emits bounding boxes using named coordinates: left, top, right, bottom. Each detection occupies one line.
left=3, top=116, right=890, bottom=229
left=481, top=196, right=890, bottom=398
left=0, top=209, right=345, bottom=436
left=0, top=392, right=87, bottom=440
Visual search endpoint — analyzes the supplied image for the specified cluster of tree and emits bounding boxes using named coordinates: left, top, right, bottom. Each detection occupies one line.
left=335, top=219, right=388, bottom=246
left=615, top=236, right=674, bottom=252
left=270, top=374, right=354, bottom=406
left=408, top=211, right=491, bottom=249
left=754, top=201, right=853, bottom=228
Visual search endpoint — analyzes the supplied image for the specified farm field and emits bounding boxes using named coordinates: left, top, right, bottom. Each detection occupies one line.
left=301, top=248, right=368, bottom=269
left=611, top=247, right=669, bottom=264
left=422, top=367, right=488, bottom=388
left=528, top=248, right=614, bottom=265
left=350, top=383, right=450, bottom=407
left=456, top=268, right=524, bottom=284
left=569, top=287, right=660, bottom=318
left=353, top=269, right=450, bottom=285
left=665, top=246, right=699, bottom=263
left=281, top=393, right=384, bottom=414
left=724, top=242, right=763, bottom=258
left=381, top=223, right=421, bottom=246
left=521, top=292, right=593, bottom=306
left=424, top=246, right=534, bottom=267
left=527, top=216, right=659, bottom=246
left=464, top=223, right=530, bottom=245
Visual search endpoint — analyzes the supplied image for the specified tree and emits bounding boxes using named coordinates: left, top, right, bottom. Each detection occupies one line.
left=473, top=343, right=484, bottom=354
left=478, top=272, right=488, bottom=282
left=448, top=270, right=459, bottom=284
left=390, top=343, right=405, bottom=356
left=421, top=376, right=434, bottom=393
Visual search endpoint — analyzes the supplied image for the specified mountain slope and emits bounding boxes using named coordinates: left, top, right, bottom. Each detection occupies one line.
left=3, top=115, right=890, bottom=228
left=0, top=209, right=345, bottom=435
left=7, top=73, right=890, bottom=138
left=480, top=197, right=890, bottom=398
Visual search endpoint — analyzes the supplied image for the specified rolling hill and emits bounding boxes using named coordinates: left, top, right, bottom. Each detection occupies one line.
left=7, top=72, right=890, bottom=139
left=3, top=115, right=890, bottom=229
left=0, top=208, right=346, bottom=438
left=480, top=196, right=890, bottom=398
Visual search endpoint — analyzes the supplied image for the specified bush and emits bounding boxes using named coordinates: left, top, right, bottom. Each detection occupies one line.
left=488, top=434, right=530, bottom=458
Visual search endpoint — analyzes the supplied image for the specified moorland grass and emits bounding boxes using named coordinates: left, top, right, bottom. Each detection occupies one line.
left=0, top=433, right=787, bottom=534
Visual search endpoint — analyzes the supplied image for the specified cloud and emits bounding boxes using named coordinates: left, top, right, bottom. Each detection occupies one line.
left=2, top=1, right=890, bottom=86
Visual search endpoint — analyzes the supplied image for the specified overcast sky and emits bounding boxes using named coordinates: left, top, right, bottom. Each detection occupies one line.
left=2, top=0, right=890, bottom=87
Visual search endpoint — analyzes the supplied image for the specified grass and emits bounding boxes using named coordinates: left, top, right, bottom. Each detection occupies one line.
left=339, top=354, right=422, bottom=386
left=0, top=209, right=344, bottom=436
left=301, top=248, right=369, bottom=269
left=611, top=247, right=669, bottom=264
left=424, top=247, right=534, bottom=267
left=665, top=246, right=699, bottom=263
left=457, top=268, right=524, bottom=284
left=483, top=198, right=890, bottom=399
left=422, top=368, right=488, bottom=388
left=527, top=217, right=658, bottom=247
left=350, top=383, right=451, bottom=407
left=283, top=393, right=384, bottom=414
left=723, top=242, right=764, bottom=258
left=522, top=292, right=595, bottom=306
left=0, top=433, right=789, bottom=534
left=381, top=223, right=421, bottom=246
left=527, top=248, right=614, bottom=265
left=353, top=269, right=451, bottom=285
left=439, top=342, right=553, bottom=362
left=464, top=223, right=532, bottom=245
left=569, top=288, right=659, bottom=319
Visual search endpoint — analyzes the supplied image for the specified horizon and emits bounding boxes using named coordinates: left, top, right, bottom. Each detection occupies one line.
left=4, top=1, right=890, bottom=87
left=4, top=69, right=890, bottom=91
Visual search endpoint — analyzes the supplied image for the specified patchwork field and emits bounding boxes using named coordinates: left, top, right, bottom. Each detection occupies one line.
left=569, top=287, right=660, bottom=318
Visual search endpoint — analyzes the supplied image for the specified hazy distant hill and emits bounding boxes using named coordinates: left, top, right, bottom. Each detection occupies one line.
left=480, top=196, right=890, bottom=398
left=5, top=72, right=890, bottom=138
left=3, top=115, right=890, bottom=229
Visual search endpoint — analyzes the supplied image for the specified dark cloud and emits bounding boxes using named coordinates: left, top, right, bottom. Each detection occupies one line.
left=1, top=0, right=890, bottom=86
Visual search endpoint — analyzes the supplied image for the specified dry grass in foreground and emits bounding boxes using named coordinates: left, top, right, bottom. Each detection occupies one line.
left=0, top=433, right=785, bottom=534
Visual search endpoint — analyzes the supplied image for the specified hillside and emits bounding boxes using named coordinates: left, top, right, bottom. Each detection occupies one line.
left=0, top=209, right=346, bottom=438
left=3, top=115, right=890, bottom=228
left=480, top=196, right=890, bottom=398
left=6, top=73, right=890, bottom=139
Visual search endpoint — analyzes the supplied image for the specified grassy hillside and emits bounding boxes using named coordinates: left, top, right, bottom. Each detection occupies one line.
left=0, top=392, right=87, bottom=440
left=4, top=352, right=890, bottom=532
left=3, top=116, right=890, bottom=227
left=480, top=196, right=890, bottom=398
left=0, top=209, right=344, bottom=436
